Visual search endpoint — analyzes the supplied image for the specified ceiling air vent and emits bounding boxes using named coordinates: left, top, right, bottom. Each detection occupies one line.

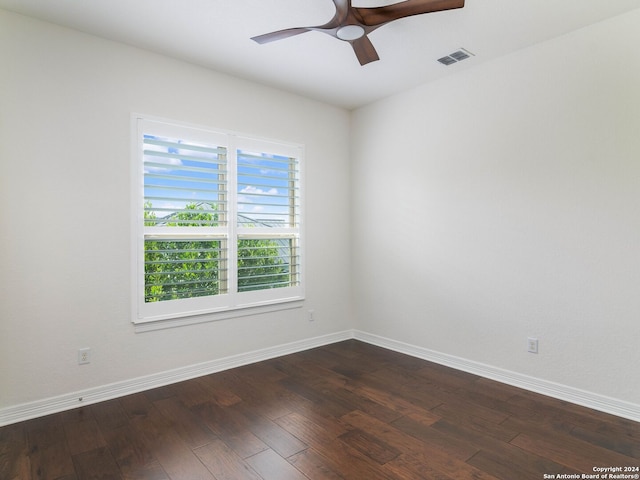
left=438, top=48, right=474, bottom=66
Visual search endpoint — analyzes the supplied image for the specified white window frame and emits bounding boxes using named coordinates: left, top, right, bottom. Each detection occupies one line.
left=131, top=115, right=304, bottom=328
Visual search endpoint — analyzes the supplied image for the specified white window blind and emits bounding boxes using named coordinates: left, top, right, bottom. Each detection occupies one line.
left=237, top=149, right=301, bottom=294
left=133, top=118, right=303, bottom=324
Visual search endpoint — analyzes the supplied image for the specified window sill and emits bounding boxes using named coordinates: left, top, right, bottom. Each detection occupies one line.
left=133, top=299, right=304, bottom=333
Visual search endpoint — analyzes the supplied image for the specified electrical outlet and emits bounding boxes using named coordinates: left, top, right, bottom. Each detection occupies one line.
left=307, top=309, right=315, bottom=322
left=527, top=337, right=539, bottom=354
left=78, top=348, right=91, bottom=365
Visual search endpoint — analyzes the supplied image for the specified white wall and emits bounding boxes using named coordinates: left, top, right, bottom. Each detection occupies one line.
left=351, top=10, right=640, bottom=405
left=2, top=5, right=639, bottom=421
left=0, top=10, right=352, bottom=411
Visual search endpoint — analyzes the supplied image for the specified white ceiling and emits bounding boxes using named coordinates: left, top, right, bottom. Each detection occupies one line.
left=2, top=0, right=639, bottom=109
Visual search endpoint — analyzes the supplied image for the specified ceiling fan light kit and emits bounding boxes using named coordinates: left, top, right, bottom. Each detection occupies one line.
left=251, top=0, right=466, bottom=66
left=336, top=25, right=366, bottom=41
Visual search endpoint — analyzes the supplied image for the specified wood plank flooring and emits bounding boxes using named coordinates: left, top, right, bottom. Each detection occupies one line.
left=1, top=340, right=639, bottom=479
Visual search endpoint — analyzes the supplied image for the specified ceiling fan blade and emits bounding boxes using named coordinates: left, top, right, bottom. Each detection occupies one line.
left=251, top=28, right=310, bottom=44
left=355, top=0, right=465, bottom=27
left=315, top=0, right=352, bottom=30
left=351, top=35, right=380, bottom=65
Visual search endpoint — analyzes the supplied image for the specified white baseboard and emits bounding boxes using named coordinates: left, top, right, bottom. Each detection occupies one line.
left=353, top=330, right=640, bottom=423
left=0, top=330, right=353, bottom=427
left=2, top=329, right=638, bottom=427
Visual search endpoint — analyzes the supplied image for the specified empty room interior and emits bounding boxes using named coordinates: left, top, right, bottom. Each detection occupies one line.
left=1, top=1, right=639, bottom=479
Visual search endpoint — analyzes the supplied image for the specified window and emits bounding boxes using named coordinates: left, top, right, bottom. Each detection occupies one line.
left=133, top=117, right=303, bottom=324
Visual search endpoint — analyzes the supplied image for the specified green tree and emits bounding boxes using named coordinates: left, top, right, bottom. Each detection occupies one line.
left=144, top=202, right=221, bottom=302
left=143, top=202, right=292, bottom=302
left=238, top=238, right=290, bottom=292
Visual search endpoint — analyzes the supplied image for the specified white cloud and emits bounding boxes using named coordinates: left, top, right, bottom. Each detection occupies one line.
left=143, top=146, right=183, bottom=173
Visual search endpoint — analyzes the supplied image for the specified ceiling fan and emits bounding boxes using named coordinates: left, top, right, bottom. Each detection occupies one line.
left=251, top=0, right=465, bottom=66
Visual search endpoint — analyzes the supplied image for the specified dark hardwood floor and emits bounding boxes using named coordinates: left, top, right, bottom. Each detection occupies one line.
left=1, top=340, right=639, bottom=479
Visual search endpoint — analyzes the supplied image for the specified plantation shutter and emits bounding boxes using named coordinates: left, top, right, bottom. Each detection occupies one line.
left=236, top=148, right=301, bottom=293
left=143, top=136, right=228, bottom=227
left=134, top=118, right=303, bottom=324
left=141, top=125, right=229, bottom=307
